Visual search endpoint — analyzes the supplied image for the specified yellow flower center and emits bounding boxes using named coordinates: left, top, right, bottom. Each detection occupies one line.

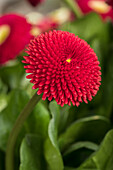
left=88, top=1, right=111, bottom=14
left=0, top=24, right=10, bottom=45
left=30, top=26, right=41, bottom=36
left=66, top=58, right=71, bottom=63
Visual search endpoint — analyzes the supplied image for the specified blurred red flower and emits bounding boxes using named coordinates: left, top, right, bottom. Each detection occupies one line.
left=76, top=0, right=113, bottom=21
left=26, top=8, right=71, bottom=37
left=0, top=14, right=32, bottom=65
left=27, top=0, right=44, bottom=6
left=28, top=17, right=58, bottom=37
left=23, top=30, right=101, bottom=107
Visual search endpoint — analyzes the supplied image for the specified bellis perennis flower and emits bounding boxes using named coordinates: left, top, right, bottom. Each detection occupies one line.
left=23, top=30, right=101, bottom=107
left=77, top=0, right=113, bottom=21
left=0, top=14, right=32, bottom=65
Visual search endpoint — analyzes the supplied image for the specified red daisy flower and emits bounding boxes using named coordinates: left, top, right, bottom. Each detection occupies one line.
left=0, top=14, right=32, bottom=65
left=27, top=0, right=45, bottom=6
left=76, top=0, right=113, bottom=21
left=23, top=30, right=101, bottom=107
left=106, top=0, right=113, bottom=7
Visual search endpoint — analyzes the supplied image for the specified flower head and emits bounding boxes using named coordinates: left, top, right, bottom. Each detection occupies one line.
left=27, top=0, right=44, bottom=6
left=0, top=14, right=32, bottom=65
left=23, top=30, right=101, bottom=107
left=77, top=0, right=113, bottom=21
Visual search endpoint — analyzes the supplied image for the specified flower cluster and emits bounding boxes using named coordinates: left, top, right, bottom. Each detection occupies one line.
left=0, top=14, right=32, bottom=65
left=23, top=30, right=101, bottom=107
left=26, top=8, right=71, bottom=37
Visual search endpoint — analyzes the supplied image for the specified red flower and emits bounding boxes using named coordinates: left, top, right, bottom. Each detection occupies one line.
left=27, top=0, right=44, bottom=6
left=106, top=0, right=113, bottom=7
left=0, top=14, right=32, bottom=65
left=23, top=30, right=101, bottom=107
left=76, top=0, right=113, bottom=21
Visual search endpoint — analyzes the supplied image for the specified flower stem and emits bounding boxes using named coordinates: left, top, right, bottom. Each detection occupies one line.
left=5, top=92, right=41, bottom=170
left=63, top=0, right=83, bottom=18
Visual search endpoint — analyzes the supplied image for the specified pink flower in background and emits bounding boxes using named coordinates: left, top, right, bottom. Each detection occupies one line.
left=27, top=0, right=45, bottom=6
left=28, top=16, right=58, bottom=37
left=76, top=0, right=113, bottom=21
left=26, top=8, right=71, bottom=37
left=23, top=30, right=101, bottom=107
left=37, top=7, right=71, bottom=33
left=0, top=14, right=32, bottom=65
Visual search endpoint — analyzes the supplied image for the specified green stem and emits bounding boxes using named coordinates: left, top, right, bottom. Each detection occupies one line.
left=63, top=0, right=83, bottom=19
left=5, top=92, right=41, bottom=170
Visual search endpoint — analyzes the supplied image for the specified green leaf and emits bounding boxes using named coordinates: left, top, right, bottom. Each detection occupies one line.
left=0, top=78, right=7, bottom=94
left=59, top=116, right=110, bottom=152
left=58, top=105, right=71, bottom=134
left=44, top=101, right=64, bottom=170
left=64, top=103, right=91, bottom=127
left=20, top=99, right=50, bottom=170
left=0, top=93, right=8, bottom=112
left=63, top=142, right=98, bottom=168
left=63, top=141, right=98, bottom=156
left=97, top=51, right=113, bottom=118
left=48, top=100, right=61, bottom=146
left=0, top=89, right=29, bottom=151
left=78, top=130, right=113, bottom=170
left=20, top=134, right=46, bottom=170
left=26, top=100, right=50, bottom=139
left=0, top=61, right=25, bottom=90
left=0, top=88, right=50, bottom=169
left=89, top=38, right=102, bottom=65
